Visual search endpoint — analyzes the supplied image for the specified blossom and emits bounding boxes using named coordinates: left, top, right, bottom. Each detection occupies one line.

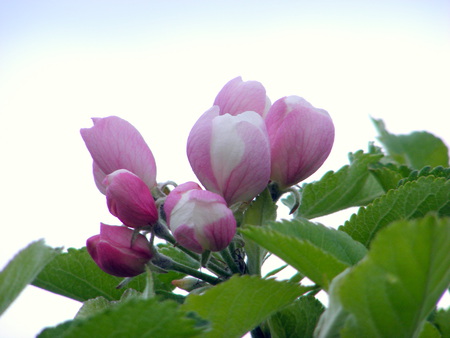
left=86, top=223, right=152, bottom=277
left=265, top=96, right=335, bottom=188
left=103, top=169, right=158, bottom=228
left=80, top=116, right=157, bottom=194
left=187, top=108, right=271, bottom=205
left=213, top=76, right=271, bottom=117
left=164, top=182, right=236, bottom=253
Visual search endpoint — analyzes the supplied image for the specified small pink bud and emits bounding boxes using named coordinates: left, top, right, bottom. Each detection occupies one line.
left=265, top=96, right=335, bottom=188
left=187, top=107, right=271, bottom=205
left=86, top=223, right=152, bottom=277
left=103, top=169, right=158, bottom=228
left=213, top=76, right=271, bottom=117
left=164, top=182, right=236, bottom=253
left=80, top=116, right=157, bottom=194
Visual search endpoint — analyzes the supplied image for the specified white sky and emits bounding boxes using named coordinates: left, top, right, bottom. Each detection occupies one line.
left=1, top=0, right=449, bottom=336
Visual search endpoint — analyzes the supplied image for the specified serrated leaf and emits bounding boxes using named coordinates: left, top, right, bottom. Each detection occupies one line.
left=399, top=166, right=450, bottom=186
left=273, top=219, right=367, bottom=265
left=340, top=176, right=450, bottom=247
left=284, top=150, right=384, bottom=219
left=32, top=247, right=146, bottom=301
left=182, top=275, right=309, bottom=338
left=0, top=240, right=61, bottom=315
left=241, top=219, right=367, bottom=289
left=75, top=297, right=111, bottom=319
left=241, top=188, right=278, bottom=275
left=370, top=163, right=412, bottom=192
left=267, top=296, right=325, bottom=338
left=316, top=215, right=450, bottom=338
left=373, top=118, right=449, bottom=168
left=39, top=298, right=202, bottom=338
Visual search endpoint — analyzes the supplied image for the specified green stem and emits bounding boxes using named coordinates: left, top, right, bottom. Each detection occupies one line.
left=142, top=266, right=155, bottom=299
left=169, top=261, right=221, bottom=285
left=220, top=247, right=241, bottom=274
left=206, top=261, right=232, bottom=278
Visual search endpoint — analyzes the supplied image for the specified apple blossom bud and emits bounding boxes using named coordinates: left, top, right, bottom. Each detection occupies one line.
left=164, top=182, right=236, bottom=253
left=187, top=107, right=271, bottom=205
left=265, top=96, right=335, bottom=188
left=80, top=116, right=157, bottom=194
left=86, top=223, right=152, bottom=277
left=213, top=76, right=271, bottom=117
left=103, top=169, right=158, bottom=228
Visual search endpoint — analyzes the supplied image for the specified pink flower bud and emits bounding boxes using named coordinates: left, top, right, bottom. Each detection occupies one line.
left=86, top=223, right=152, bottom=277
left=213, top=76, right=271, bottom=117
left=187, top=107, right=271, bottom=205
left=80, top=116, right=157, bottom=194
left=103, top=169, right=158, bottom=228
left=164, top=182, right=236, bottom=253
left=265, top=96, right=335, bottom=188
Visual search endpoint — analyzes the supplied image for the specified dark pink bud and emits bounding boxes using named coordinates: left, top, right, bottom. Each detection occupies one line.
left=164, top=182, right=236, bottom=253
left=86, top=223, right=152, bottom=277
left=103, top=169, right=158, bottom=228
left=265, top=96, right=335, bottom=188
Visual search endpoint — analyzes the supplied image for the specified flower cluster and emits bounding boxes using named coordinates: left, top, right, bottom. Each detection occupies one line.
left=80, top=77, right=334, bottom=277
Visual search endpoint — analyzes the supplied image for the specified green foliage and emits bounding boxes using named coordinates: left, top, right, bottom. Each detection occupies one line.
left=0, top=240, right=60, bottom=316
left=32, top=247, right=181, bottom=302
left=241, top=219, right=367, bottom=289
left=434, top=308, right=450, bottom=337
left=340, top=176, right=450, bottom=247
left=373, top=118, right=449, bottom=169
left=4, top=118, right=450, bottom=337
left=267, top=296, right=325, bottom=338
left=369, top=162, right=412, bottom=192
left=241, top=188, right=278, bottom=275
left=182, top=275, right=309, bottom=338
left=316, top=215, right=450, bottom=337
left=242, top=187, right=278, bottom=226
left=399, top=166, right=450, bottom=186
left=284, top=151, right=385, bottom=219
left=39, top=298, right=203, bottom=338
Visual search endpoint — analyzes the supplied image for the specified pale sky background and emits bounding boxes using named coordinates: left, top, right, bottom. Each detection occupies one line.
left=1, top=0, right=449, bottom=336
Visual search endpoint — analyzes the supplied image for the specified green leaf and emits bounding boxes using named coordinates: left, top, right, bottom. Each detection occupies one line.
left=373, top=118, right=449, bottom=169
left=340, top=176, right=450, bottom=247
left=399, top=166, right=450, bottom=186
left=241, top=188, right=278, bottom=275
left=370, top=163, right=412, bottom=192
left=74, top=297, right=111, bottom=319
left=39, top=298, right=203, bottom=338
left=241, top=219, right=367, bottom=289
left=285, top=150, right=384, bottom=219
left=267, top=296, right=325, bottom=338
left=0, top=240, right=61, bottom=315
left=32, top=247, right=147, bottom=302
left=182, top=275, right=309, bottom=338
left=274, top=219, right=368, bottom=265
left=418, top=322, right=441, bottom=338
left=316, top=215, right=450, bottom=338
left=434, top=308, right=450, bottom=337
left=243, top=187, right=278, bottom=226
left=157, top=244, right=201, bottom=270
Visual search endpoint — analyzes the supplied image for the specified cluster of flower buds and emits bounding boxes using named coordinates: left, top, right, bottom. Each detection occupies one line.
left=80, top=77, right=334, bottom=278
